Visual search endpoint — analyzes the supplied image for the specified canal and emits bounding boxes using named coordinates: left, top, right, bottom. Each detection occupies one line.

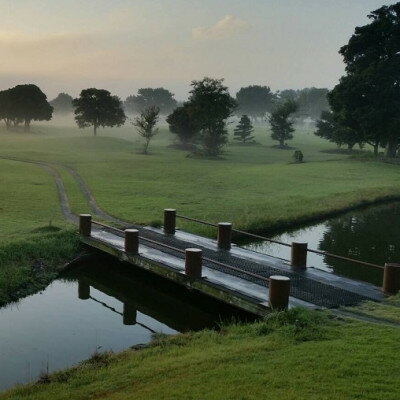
left=0, top=257, right=248, bottom=391
left=243, top=202, right=400, bottom=286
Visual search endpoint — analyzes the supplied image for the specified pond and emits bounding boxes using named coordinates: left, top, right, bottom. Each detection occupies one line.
left=243, top=202, right=400, bottom=286
left=0, top=257, right=246, bottom=391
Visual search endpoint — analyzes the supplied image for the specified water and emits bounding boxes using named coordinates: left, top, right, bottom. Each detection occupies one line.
left=243, top=202, right=400, bottom=285
left=0, top=259, right=242, bottom=391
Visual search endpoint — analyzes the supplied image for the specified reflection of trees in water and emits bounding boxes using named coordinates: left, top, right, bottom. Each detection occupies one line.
left=319, top=204, right=400, bottom=285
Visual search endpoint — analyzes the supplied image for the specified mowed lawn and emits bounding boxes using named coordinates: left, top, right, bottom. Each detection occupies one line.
left=1, top=120, right=400, bottom=237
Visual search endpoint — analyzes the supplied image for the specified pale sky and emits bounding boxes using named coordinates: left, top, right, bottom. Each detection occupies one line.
left=0, top=0, right=396, bottom=100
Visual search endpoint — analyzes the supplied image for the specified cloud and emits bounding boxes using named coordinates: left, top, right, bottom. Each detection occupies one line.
left=192, top=15, right=251, bottom=40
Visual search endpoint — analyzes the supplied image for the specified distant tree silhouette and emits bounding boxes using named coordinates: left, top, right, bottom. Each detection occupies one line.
left=50, top=93, right=73, bottom=114
left=0, top=85, right=53, bottom=131
left=233, top=115, right=254, bottom=144
left=73, top=88, right=126, bottom=136
left=235, top=85, right=276, bottom=121
left=166, top=103, right=199, bottom=147
left=125, top=88, right=177, bottom=114
left=268, top=100, right=298, bottom=147
left=133, top=105, right=160, bottom=154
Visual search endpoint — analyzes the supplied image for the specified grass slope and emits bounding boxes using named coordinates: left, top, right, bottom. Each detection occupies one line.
left=2, top=308, right=399, bottom=400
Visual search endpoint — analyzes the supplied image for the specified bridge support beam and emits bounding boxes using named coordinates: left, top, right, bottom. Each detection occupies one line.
left=123, top=303, right=137, bottom=325
left=125, top=229, right=139, bottom=255
left=291, top=242, right=308, bottom=269
left=78, top=279, right=90, bottom=300
left=383, top=263, right=400, bottom=295
left=79, top=214, right=92, bottom=237
left=164, top=209, right=176, bottom=234
left=218, top=222, right=232, bottom=250
left=185, top=248, right=202, bottom=279
left=269, top=275, right=290, bottom=310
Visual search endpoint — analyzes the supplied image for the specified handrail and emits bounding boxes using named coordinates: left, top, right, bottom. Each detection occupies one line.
left=175, top=215, right=384, bottom=270
left=91, top=220, right=271, bottom=284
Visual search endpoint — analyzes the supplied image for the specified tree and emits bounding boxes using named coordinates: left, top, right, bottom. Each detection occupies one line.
left=233, top=115, right=254, bottom=144
left=166, top=103, right=199, bottom=147
left=73, top=88, right=126, bottom=136
left=0, top=85, right=53, bottom=131
left=296, top=88, right=330, bottom=120
left=50, top=93, right=73, bottom=114
left=235, top=85, right=276, bottom=121
left=125, top=88, right=177, bottom=115
left=315, top=110, right=363, bottom=150
left=133, top=105, right=160, bottom=154
left=268, top=100, right=298, bottom=147
left=329, top=3, right=400, bottom=157
left=188, top=77, right=237, bottom=156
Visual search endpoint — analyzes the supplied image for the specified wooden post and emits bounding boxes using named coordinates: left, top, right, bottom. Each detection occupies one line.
left=269, top=275, right=290, bottom=310
left=79, top=214, right=92, bottom=237
left=123, top=303, right=137, bottom=325
left=218, top=222, right=232, bottom=250
left=291, top=242, right=307, bottom=268
left=78, top=279, right=90, bottom=300
left=164, top=209, right=176, bottom=234
left=125, top=229, right=139, bottom=255
left=383, top=263, right=400, bottom=295
left=185, top=248, right=202, bottom=279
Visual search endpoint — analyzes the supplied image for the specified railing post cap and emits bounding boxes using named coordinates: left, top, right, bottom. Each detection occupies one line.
left=164, top=208, right=176, bottom=212
left=185, top=248, right=202, bottom=253
left=80, top=213, right=92, bottom=217
left=270, top=275, right=290, bottom=281
left=218, top=222, right=232, bottom=226
left=125, top=228, right=139, bottom=233
left=292, top=241, right=307, bottom=245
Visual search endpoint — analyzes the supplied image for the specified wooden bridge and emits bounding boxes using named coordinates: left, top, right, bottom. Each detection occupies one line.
left=78, top=210, right=400, bottom=317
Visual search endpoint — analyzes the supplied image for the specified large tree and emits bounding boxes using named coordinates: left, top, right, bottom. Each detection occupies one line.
left=50, top=93, right=73, bottom=114
left=329, top=3, right=400, bottom=157
left=235, top=85, right=276, bottom=121
left=188, top=77, right=237, bottom=156
left=166, top=103, right=199, bottom=147
left=73, top=88, right=126, bottom=136
left=268, top=100, right=298, bottom=147
left=296, top=88, right=330, bottom=120
left=125, top=88, right=177, bottom=115
left=0, top=85, right=53, bottom=131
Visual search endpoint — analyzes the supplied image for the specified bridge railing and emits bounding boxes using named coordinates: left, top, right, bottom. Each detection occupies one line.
left=80, top=215, right=290, bottom=310
left=168, top=210, right=400, bottom=295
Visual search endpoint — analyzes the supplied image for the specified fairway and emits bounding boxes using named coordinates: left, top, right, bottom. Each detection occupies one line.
left=1, top=121, right=400, bottom=239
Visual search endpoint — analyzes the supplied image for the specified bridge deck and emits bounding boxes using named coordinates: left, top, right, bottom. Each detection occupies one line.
left=81, top=223, right=383, bottom=315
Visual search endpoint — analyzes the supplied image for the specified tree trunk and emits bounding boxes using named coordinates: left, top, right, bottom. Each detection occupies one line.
left=280, top=138, right=284, bottom=147
left=385, top=136, right=398, bottom=158
left=347, top=143, right=354, bottom=150
left=24, top=119, right=30, bottom=132
left=93, top=125, right=97, bottom=136
left=373, top=143, right=379, bottom=157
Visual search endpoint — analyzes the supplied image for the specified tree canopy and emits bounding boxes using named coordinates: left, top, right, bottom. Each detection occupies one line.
left=166, top=103, right=199, bottom=147
left=268, top=100, right=298, bottom=147
left=133, top=106, right=160, bottom=154
left=0, top=84, right=53, bottom=131
left=327, top=2, right=400, bottom=157
left=50, top=93, right=73, bottom=114
left=233, top=115, right=255, bottom=144
left=73, top=88, right=126, bottom=136
left=188, top=77, right=237, bottom=156
left=235, top=85, right=276, bottom=120
left=125, top=88, right=177, bottom=115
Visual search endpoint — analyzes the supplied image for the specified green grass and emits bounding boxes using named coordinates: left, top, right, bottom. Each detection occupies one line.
left=1, top=122, right=400, bottom=238
left=2, top=308, right=399, bottom=400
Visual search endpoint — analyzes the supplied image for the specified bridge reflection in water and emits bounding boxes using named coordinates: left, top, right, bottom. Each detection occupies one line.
left=64, top=257, right=255, bottom=333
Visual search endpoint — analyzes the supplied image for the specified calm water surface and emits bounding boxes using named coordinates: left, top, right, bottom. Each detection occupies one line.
left=0, top=260, right=240, bottom=391
left=243, top=202, right=400, bottom=285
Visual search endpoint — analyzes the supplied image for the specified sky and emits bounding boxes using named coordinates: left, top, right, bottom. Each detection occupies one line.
left=0, top=0, right=396, bottom=100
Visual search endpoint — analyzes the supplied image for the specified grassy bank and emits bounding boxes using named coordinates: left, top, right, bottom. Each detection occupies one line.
left=0, top=229, right=81, bottom=306
left=2, top=308, right=399, bottom=400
